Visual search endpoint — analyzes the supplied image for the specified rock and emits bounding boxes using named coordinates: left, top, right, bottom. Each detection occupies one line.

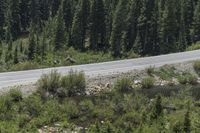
left=49, top=127, right=57, bottom=133
left=38, top=129, right=43, bottom=133
left=53, top=60, right=60, bottom=65
left=66, top=56, right=76, bottom=64
left=134, top=80, right=141, bottom=85
left=105, top=83, right=111, bottom=89
left=93, top=85, right=102, bottom=91
left=54, top=123, right=60, bottom=127
left=164, top=105, right=177, bottom=111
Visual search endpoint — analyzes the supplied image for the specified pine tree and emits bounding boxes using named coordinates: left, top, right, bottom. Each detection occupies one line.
left=14, top=45, right=19, bottom=64
left=41, top=33, right=47, bottom=61
left=122, top=0, right=140, bottom=52
left=192, top=0, right=200, bottom=42
left=53, top=4, right=66, bottom=51
left=5, top=7, right=13, bottom=43
left=7, top=39, right=13, bottom=52
left=110, top=0, right=128, bottom=57
left=51, top=0, right=61, bottom=17
left=4, top=0, right=21, bottom=41
left=28, top=25, right=36, bottom=60
left=160, top=0, right=178, bottom=54
left=133, top=32, right=143, bottom=54
left=149, top=0, right=161, bottom=55
left=71, top=0, right=90, bottom=50
left=62, top=0, right=73, bottom=33
left=40, top=0, right=50, bottom=21
left=179, top=0, right=188, bottom=51
left=19, top=0, right=30, bottom=31
left=137, top=0, right=148, bottom=54
left=0, top=0, right=4, bottom=39
left=183, top=0, right=193, bottom=44
left=10, top=0, right=21, bottom=40
left=90, top=0, right=107, bottom=50
left=30, top=0, right=41, bottom=26
left=0, top=41, right=3, bottom=58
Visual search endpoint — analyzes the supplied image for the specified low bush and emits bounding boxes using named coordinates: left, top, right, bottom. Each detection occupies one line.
left=61, top=100, right=79, bottom=119
left=37, top=70, right=61, bottom=98
left=37, top=70, right=86, bottom=98
left=186, top=42, right=200, bottom=51
left=114, top=78, right=133, bottom=93
left=141, top=77, right=155, bottom=89
left=194, top=61, right=200, bottom=75
left=79, top=100, right=94, bottom=114
left=9, top=88, right=23, bottom=102
left=177, top=73, right=197, bottom=85
left=155, top=65, right=176, bottom=80
left=61, top=70, right=86, bottom=97
left=146, top=66, right=155, bottom=76
left=22, top=94, right=43, bottom=117
left=0, top=95, right=13, bottom=120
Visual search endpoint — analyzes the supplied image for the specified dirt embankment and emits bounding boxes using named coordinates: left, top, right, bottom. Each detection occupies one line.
left=0, top=61, right=197, bottom=96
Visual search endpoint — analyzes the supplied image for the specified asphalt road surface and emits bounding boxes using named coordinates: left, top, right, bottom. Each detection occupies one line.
left=1, top=50, right=200, bottom=89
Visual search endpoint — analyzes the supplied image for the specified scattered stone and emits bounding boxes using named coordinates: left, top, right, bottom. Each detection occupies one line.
left=54, top=123, right=60, bottom=127
left=38, top=129, right=43, bottom=133
left=66, top=56, right=76, bottom=64
left=134, top=80, right=141, bottom=85
left=105, top=83, right=111, bottom=88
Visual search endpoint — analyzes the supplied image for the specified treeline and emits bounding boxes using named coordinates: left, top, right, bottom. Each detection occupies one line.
left=0, top=0, right=200, bottom=59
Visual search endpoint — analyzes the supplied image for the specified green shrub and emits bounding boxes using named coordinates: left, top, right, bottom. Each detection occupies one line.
left=23, top=94, right=42, bottom=117
left=37, top=70, right=61, bottom=98
left=141, top=77, right=155, bottom=89
left=10, top=61, right=42, bottom=71
left=40, top=100, right=62, bottom=124
left=61, top=70, right=86, bottom=97
left=177, top=73, right=197, bottom=85
left=61, top=100, right=79, bottom=119
left=9, top=88, right=23, bottom=102
left=187, top=75, right=198, bottom=85
left=92, top=106, right=114, bottom=120
left=114, top=78, right=133, bottom=93
left=0, top=95, right=13, bottom=120
left=0, top=121, right=19, bottom=133
left=79, top=100, right=94, bottom=113
left=194, top=61, right=200, bottom=75
left=121, top=111, right=141, bottom=126
left=155, top=65, right=176, bottom=80
left=146, top=66, right=155, bottom=76
left=177, top=76, right=188, bottom=85
left=186, top=42, right=200, bottom=51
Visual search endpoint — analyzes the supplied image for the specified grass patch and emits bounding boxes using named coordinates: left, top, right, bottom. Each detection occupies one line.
left=186, top=41, right=200, bottom=51
left=154, top=65, right=177, bottom=80
left=61, top=70, right=86, bottom=97
left=0, top=74, right=200, bottom=132
left=141, top=77, right=155, bottom=89
left=37, top=70, right=86, bottom=99
left=194, top=61, right=200, bottom=76
left=146, top=66, right=155, bottom=76
left=114, top=78, right=133, bottom=93
left=177, top=73, right=198, bottom=85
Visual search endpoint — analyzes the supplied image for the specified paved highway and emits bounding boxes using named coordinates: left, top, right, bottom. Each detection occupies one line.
left=1, top=50, right=200, bottom=89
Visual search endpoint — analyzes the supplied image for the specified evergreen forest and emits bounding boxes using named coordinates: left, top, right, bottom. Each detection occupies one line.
left=0, top=0, right=200, bottom=71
